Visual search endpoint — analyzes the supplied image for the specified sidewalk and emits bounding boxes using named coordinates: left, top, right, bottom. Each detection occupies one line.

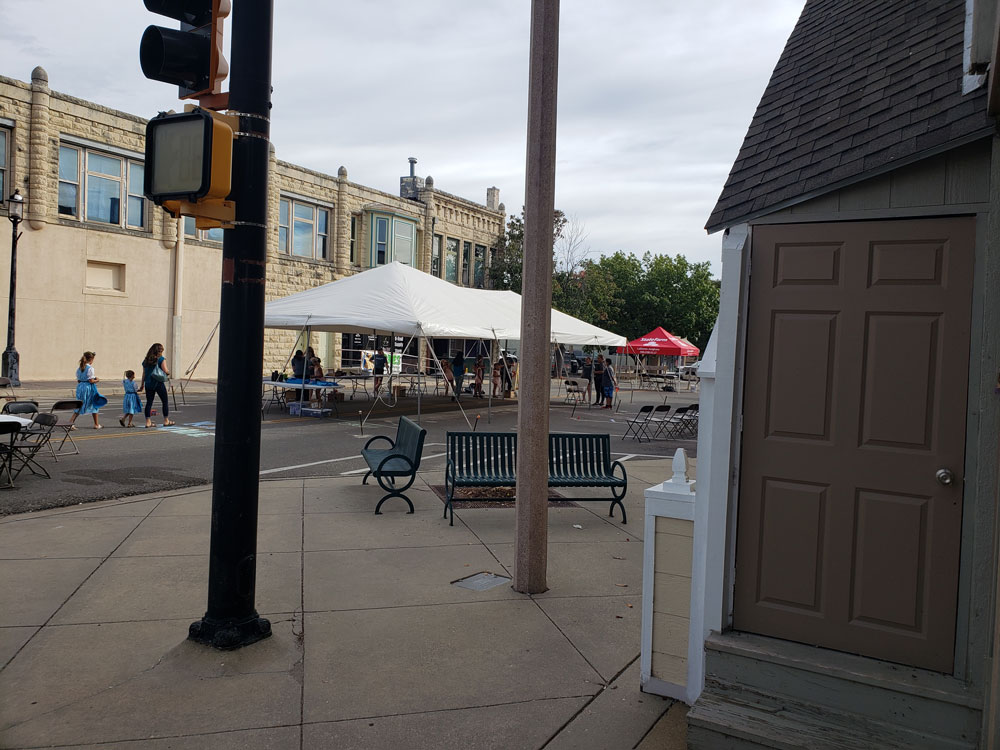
left=0, top=458, right=688, bottom=749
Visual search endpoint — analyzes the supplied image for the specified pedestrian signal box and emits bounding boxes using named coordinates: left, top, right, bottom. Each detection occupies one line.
left=144, top=107, right=236, bottom=227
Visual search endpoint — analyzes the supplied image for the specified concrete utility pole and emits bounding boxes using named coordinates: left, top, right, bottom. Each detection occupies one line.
left=514, top=0, right=559, bottom=595
left=188, top=0, right=274, bottom=649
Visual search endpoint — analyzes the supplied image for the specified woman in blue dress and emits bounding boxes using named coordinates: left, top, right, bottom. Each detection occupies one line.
left=67, top=351, right=107, bottom=430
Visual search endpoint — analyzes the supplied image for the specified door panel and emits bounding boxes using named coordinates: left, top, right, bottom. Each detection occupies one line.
left=734, top=218, right=973, bottom=673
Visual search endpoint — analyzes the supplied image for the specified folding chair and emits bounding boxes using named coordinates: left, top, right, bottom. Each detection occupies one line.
left=2, top=400, right=39, bottom=417
left=49, top=400, right=83, bottom=459
left=0, top=421, right=20, bottom=488
left=658, top=405, right=690, bottom=440
left=648, top=404, right=673, bottom=439
left=13, top=413, right=56, bottom=480
left=622, top=404, right=655, bottom=442
left=563, top=379, right=585, bottom=405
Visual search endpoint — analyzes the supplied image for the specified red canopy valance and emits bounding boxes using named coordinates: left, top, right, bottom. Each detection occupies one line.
left=617, top=326, right=699, bottom=356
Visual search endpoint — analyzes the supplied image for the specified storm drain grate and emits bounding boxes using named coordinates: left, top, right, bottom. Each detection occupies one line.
left=452, top=572, right=512, bottom=591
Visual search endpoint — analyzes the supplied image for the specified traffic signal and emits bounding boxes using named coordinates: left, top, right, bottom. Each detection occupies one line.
left=144, top=107, right=235, bottom=226
left=140, top=0, right=230, bottom=100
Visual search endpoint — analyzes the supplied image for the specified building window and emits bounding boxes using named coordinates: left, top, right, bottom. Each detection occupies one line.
left=445, top=237, right=459, bottom=283
left=183, top=216, right=223, bottom=243
left=0, top=129, right=7, bottom=203
left=277, top=197, right=330, bottom=260
left=58, top=145, right=79, bottom=218
left=370, top=214, right=416, bottom=266
left=350, top=215, right=357, bottom=264
left=374, top=216, right=388, bottom=265
left=462, top=241, right=472, bottom=286
left=431, top=234, right=442, bottom=277
left=57, top=144, right=145, bottom=229
left=474, top=244, right=486, bottom=288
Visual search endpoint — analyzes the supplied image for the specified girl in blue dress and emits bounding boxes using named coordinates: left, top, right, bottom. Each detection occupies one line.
left=67, top=351, right=108, bottom=430
left=118, top=370, right=143, bottom=427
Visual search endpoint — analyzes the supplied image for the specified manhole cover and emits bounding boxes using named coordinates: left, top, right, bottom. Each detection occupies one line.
left=452, top=572, right=511, bottom=591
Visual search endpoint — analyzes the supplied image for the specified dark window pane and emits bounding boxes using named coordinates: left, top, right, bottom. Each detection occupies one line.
left=58, top=182, right=77, bottom=217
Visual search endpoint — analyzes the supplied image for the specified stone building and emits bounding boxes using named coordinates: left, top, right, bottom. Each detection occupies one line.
left=0, top=68, right=505, bottom=381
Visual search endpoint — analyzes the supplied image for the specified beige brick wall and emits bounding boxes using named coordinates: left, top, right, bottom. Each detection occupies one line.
left=651, top=516, right=694, bottom=686
left=0, top=70, right=505, bottom=380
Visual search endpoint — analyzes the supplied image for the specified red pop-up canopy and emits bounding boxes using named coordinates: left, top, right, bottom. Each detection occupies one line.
left=618, top=326, right=699, bottom=356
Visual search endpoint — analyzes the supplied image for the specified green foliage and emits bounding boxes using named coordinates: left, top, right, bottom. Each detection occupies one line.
left=489, top=212, right=719, bottom=352
left=489, top=209, right=566, bottom=294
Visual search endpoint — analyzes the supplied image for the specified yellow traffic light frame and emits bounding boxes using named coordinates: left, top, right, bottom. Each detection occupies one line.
left=146, top=106, right=238, bottom=229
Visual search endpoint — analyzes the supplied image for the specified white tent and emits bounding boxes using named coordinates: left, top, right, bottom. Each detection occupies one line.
left=263, top=262, right=626, bottom=423
left=264, top=262, right=626, bottom=347
left=263, top=261, right=497, bottom=339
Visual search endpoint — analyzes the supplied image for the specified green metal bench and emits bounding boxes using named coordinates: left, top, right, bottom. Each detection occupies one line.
left=362, top=416, right=427, bottom=514
left=444, top=431, right=628, bottom=526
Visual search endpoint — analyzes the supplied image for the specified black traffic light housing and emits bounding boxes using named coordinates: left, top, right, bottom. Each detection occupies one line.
left=140, top=0, right=230, bottom=100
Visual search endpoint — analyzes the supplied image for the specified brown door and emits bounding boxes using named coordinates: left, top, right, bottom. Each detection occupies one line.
left=734, top=218, right=973, bottom=673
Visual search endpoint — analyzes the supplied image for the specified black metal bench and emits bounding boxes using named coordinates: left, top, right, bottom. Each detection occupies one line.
left=444, top=431, right=628, bottom=526
left=361, top=416, right=427, bottom=514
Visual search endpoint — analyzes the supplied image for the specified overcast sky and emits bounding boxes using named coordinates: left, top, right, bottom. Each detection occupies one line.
left=0, top=1, right=803, bottom=276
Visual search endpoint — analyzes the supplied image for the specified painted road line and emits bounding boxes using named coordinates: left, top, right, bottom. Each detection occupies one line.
left=617, top=454, right=638, bottom=462
left=338, top=452, right=447, bottom=476
left=260, top=454, right=366, bottom=476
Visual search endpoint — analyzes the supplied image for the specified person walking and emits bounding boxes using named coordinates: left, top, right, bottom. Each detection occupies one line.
left=141, top=343, right=174, bottom=428
left=473, top=355, right=485, bottom=398
left=67, top=351, right=107, bottom=430
left=582, top=356, right=593, bottom=403
left=592, top=355, right=606, bottom=405
left=118, top=370, right=142, bottom=427
left=441, top=357, right=454, bottom=397
left=372, top=346, right=388, bottom=392
left=602, top=358, right=618, bottom=409
left=452, top=352, right=465, bottom=400
left=492, top=359, right=502, bottom=398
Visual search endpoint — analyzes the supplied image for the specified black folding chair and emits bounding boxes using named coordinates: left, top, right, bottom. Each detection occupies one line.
left=0, top=421, right=21, bottom=488
left=13, top=413, right=57, bottom=480
left=622, top=404, right=655, bottom=442
left=49, top=400, right=83, bottom=459
left=2, top=400, right=39, bottom=417
left=648, top=404, right=673, bottom=439
left=659, top=405, right=690, bottom=439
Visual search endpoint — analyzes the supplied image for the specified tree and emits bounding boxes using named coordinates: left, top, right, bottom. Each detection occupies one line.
left=489, top=208, right=566, bottom=293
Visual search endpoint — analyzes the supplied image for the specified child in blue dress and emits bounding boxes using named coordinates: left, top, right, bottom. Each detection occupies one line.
left=67, top=351, right=108, bottom=430
left=119, top=370, right=142, bottom=427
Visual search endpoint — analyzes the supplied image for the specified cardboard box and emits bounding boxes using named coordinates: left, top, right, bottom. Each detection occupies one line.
left=392, top=385, right=407, bottom=398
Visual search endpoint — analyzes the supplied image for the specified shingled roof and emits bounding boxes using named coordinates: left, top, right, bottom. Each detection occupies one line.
left=705, top=0, right=994, bottom=233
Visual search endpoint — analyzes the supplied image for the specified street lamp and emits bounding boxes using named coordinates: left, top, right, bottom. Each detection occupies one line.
left=4, top=189, right=24, bottom=386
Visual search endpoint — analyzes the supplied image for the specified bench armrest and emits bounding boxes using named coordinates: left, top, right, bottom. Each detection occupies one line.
left=363, top=434, right=395, bottom=451
left=610, top=459, right=628, bottom=482
left=377, top=452, right=415, bottom=475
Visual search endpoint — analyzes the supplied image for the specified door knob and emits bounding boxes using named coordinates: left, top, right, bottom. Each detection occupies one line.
left=936, top=468, right=956, bottom=486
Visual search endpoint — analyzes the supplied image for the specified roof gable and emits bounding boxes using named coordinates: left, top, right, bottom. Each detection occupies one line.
left=705, top=0, right=993, bottom=232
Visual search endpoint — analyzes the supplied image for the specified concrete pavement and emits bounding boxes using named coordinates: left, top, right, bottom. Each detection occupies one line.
left=0, top=459, right=689, bottom=749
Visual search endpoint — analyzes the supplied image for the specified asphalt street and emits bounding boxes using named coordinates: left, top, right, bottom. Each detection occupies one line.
left=1, top=389, right=699, bottom=515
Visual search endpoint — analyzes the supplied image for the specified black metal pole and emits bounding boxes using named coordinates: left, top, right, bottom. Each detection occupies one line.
left=188, top=0, right=273, bottom=649
left=3, top=216, right=20, bottom=387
